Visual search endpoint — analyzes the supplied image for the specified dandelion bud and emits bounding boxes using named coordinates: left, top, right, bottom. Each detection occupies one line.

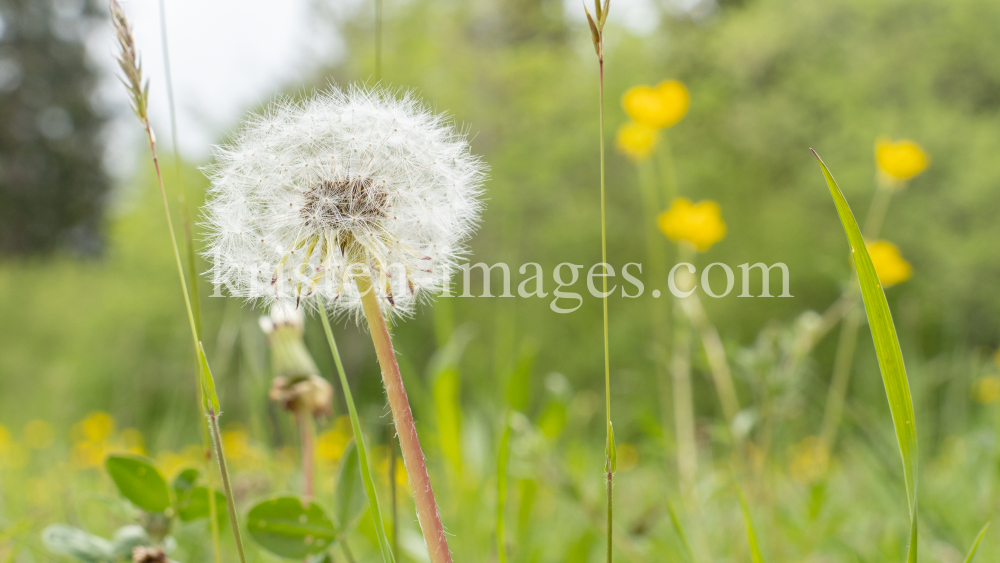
left=268, top=374, right=334, bottom=418
left=132, top=546, right=167, bottom=563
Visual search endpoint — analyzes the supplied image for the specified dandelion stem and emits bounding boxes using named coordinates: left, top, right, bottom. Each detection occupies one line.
left=208, top=405, right=247, bottom=563
left=298, top=411, right=315, bottom=502
left=318, top=302, right=397, bottom=563
left=356, top=276, right=452, bottom=563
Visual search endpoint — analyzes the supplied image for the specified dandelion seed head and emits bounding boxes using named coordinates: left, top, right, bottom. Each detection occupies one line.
left=203, top=85, right=486, bottom=321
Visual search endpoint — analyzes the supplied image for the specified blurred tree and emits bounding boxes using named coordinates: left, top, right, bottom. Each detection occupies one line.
left=0, top=0, right=108, bottom=256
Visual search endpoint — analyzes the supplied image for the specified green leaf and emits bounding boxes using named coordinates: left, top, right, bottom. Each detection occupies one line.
left=41, top=524, right=115, bottom=562
left=505, top=346, right=536, bottom=412
left=198, top=341, right=221, bottom=414
left=737, top=485, right=766, bottom=563
left=177, top=487, right=228, bottom=523
left=105, top=455, right=171, bottom=513
left=605, top=421, right=616, bottom=474
left=813, top=151, right=918, bottom=563
left=334, top=443, right=365, bottom=530
left=433, top=367, right=463, bottom=478
left=173, top=468, right=200, bottom=493
left=246, top=497, right=338, bottom=559
left=963, top=522, right=990, bottom=563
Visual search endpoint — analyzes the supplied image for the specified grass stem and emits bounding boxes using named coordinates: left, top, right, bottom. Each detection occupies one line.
left=208, top=404, right=247, bottom=563
left=318, top=302, right=397, bottom=563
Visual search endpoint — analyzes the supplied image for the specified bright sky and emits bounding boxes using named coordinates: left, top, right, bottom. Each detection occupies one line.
left=96, top=0, right=671, bottom=171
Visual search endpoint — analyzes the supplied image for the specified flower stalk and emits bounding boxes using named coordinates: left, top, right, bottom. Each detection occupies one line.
left=110, top=2, right=244, bottom=557
left=584, top=0, right=615, bottom=560
left=356, top=275, right=452, bottom=563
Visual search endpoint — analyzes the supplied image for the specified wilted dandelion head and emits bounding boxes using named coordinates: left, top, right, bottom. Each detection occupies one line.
left=203, top=86, right=486, bottom=319
left=657, top=197, right=726, bottom=252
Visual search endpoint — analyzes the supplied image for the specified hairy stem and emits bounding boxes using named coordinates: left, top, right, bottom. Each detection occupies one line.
left=356, top=276, right=452, bottom=563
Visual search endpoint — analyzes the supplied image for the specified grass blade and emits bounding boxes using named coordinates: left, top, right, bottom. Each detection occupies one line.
left=318, top=304, right=396, bottom=563
left=736, top=485, right=765, bottom=563
left=812, top=150, right=918, bottom=563
left=496, top=411, right=511, bottom=563
left=964, top=522, right=990, bottom=563
left=666, top=501, right=696, bottom=563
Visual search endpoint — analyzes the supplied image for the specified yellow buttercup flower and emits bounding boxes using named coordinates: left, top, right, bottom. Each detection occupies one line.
left=875, top=137, right=929, bottom=182
left=622, top=80, right=690, bottom=129
left=866, top=240, right=912, bottom=287
left=658, top=197, right=726, bottom=252
left=615, top=121, right=657, bottom=162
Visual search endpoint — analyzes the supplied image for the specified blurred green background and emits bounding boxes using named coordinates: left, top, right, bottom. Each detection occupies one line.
left=2, top=0, right=1000, bottom=561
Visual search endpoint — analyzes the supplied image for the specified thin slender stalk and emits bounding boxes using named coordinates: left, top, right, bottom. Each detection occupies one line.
left=208, top=406, right=247, bottom=563
left=388, top=424, right=398, bottom=559
left=157, top=0, right=220, bottom=545
left=496, top=410, right=512, bottom=563
left=671, top=295, right=697, bottom=495
left=318, top=303, right=396, bottom=563
left=356, top=276, right=452, bottom=563
left=596, top=41, right=616, bottom=563
left=679, top=294, right=740, bottom=425
left=298, top=412, right=315, bottom=502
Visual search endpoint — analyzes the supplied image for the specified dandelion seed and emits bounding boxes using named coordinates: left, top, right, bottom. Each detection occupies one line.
left=203, top=86, right=486, bottom=318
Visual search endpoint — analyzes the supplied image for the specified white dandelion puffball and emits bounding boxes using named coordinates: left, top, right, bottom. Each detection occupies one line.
left=203, top=86, right=486, bottom=319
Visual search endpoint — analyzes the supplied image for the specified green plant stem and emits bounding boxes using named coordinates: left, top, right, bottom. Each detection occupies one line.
left=298, top=411, right=316, bottom=502
left=208, top=405, right=247, bottom=563
left=596, top=47, right=616, bottom=563
left=388, top=423, right=398, bottom=559
left=656, top=130, right=679, bottom=201
left=496, top=410, right=511, bottom=563
left=678, top=293, right=740, bottom=426
left=672, top=294, right=697, bottom=495
left=635, top=160, right=674, bottom=465
left=356, top=276, right=452, bottom=563
left=318, top=302, right=396, bottom=563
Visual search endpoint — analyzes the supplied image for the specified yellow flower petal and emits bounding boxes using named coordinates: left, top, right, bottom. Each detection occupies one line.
left=875, top=137, right=929, bottom=181
left=615, top=121, right=658, bottom=162
left=657, top=197, right=726, bottom=252
left=866, top=240, right=912, bottom=287
left=622, top=80, right=690, bottom=129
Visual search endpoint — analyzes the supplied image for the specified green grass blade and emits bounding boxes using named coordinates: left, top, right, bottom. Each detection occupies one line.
left=964, top=522, right=990, bottom=563
left=496, top=411, right=511, bottom=563
left=666, top=501, right=696, bottom=563
left=736, top=485, right=765, bottom=563
left=812, top=150, right=918, bottom=563
left=318, top=304, right=396, bottom=563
